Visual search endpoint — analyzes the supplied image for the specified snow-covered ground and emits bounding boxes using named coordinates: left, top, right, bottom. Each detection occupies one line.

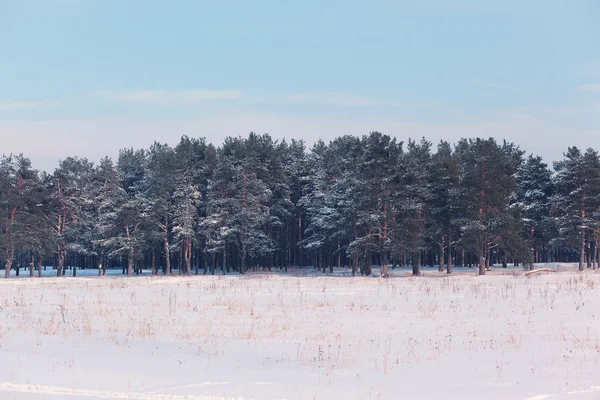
left=1, top=265, right=599, bottom=399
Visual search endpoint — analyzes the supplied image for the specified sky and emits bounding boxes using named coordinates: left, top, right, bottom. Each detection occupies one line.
left=1, top=0, right=600, bottom=171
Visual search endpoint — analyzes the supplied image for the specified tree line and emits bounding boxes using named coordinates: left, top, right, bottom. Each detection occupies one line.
left=1, top=132, right=598, bottom=278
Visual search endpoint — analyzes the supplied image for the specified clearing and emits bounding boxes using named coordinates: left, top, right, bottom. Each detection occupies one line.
left=1, top=266, right=599, bottom=399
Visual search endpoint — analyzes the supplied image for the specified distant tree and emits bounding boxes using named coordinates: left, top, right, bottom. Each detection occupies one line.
left=454, top=138, right=524, bottom=275
left=21, top=173, right=54, bottom=277
left=92, top=157, right=120, bottom=275
left=97, top=149, right=150, bottom=277
left=146, top=142, right=178, bottom=275
left=0, top=154, right=39, bottom=277
left=45, top=157, right=96, bottom=276
left=171, top=171, right=200, bottom=275
left=349, top=132, right=400, bottom=277
left=516, top=155, right=554, bottom=269
left=399, top=138, right=433, bottom=276
left=428, top=141, right=460, bottom=274
left=6, top=132, right=600, bottom=278
left=205, top=135, right=273, bottom=274
left=552, top=147, right=600, bottom=271
left=173, top=136, right=216, bottom=275
left=278, top=139, right=307, bottom=272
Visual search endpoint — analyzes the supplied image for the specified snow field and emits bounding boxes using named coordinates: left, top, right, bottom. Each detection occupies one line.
left=1, top=268, right=600, bottom=399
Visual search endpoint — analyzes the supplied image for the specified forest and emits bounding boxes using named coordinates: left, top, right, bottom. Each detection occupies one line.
left=1, top=132, right=598, bottom=278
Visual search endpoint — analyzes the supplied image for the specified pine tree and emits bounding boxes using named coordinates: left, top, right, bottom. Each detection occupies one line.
left=91, top=157, right=119, bottom=275
left=20, top=173, right=54, bottom=277
left=516, top=155, right=554, bottom=269
left=5, top=132, right=600, bottom=278
left=205, top=136, right=273, bottom=274
left=399, top=138, right=433, bottom=276
left=146, top=142, right=178, bottom=275
left=552, top=148, right=600, bottom=271
left=97, top=149, right=151, bottom=277
left=173, top=136, right=217, bottom=275
left=172, top=172, right=200, bottom=275
left=279, top=139, right=307, bottom=272
left=349, top=132, right=400, bottom=277
left=0, top=154, right=39, bottom=277
left=455, top=138, right=524, bottom=275
left=428, top=141, right=460, bottom=274
left=44, top=157, right=95, bottom=276
left=297, top=140, right=329, bottom=271
left=300, top=136, right=363, bottom=274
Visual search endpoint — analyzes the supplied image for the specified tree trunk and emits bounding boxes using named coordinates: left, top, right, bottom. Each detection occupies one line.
left=5, top=252, right=13, bottom=278
left=286, top=243, right=290, bottom=273
left=151, top=250, right=156, bottom=275
left=478, top=244, right=486, bottom=275
left=57, top=248, right=65, bottom=277
left=529, top=247, right=535, bottom=272
left=29, top=253, right=34, bottom=277
left=298, top=213, right=303, bottom=268
left=594, top=235, right=600, bottom=270
left=446, top=238, right=452, bottom=274
left=381, top=250, right=389, bottom=278
left=127, top=247, right=134, bottom=277
left=240, top=247, right=246, bottom=275
left=579, top=230, right=585, bottom=271
left=412, top=251, right=421, bottom=276
left=164, top=236, right=171, bottom=275
left=187, top=239, right=192, bottom=275
left=222, top=247, right=227, bottom=275
left=363, top=253, right=372, bottom=276
left=183, top=238, right=191, bottom=275
left=37, top=253, right=43, bottom=278
left=334, top=242, right=339, bottom=274
left=98, top=252, right=103, bottom=276
left=438, top=241, right=444, bottom=272
left=594, top=240, right=598, bottom=271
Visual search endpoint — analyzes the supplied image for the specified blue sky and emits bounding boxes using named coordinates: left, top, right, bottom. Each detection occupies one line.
left=1, top=0, right=600, bottom=170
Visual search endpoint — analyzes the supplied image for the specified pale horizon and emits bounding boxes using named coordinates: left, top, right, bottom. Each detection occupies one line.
left=2, top=1, right=599, bottom=169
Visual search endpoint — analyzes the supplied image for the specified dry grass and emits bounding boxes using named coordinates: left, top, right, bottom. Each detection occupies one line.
left=1, top=270, right=600, bottom=399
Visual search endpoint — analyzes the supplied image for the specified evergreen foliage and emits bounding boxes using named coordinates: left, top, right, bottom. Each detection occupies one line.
left=1, top=133, right=599, bottom=276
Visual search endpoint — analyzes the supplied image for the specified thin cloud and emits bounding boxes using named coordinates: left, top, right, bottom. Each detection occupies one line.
left=280, top=92, right=403, bottom=107
left=96, top=89, right=404, bottom=107
left=282, top=92, right=378, bottom=106
left=0, top=98, right=61, bottom=111
left=580, top=83, right=600, bottom=92
left=471, top=80, right=506, bottom=89
left=94, top=89, right=244, bottom=103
